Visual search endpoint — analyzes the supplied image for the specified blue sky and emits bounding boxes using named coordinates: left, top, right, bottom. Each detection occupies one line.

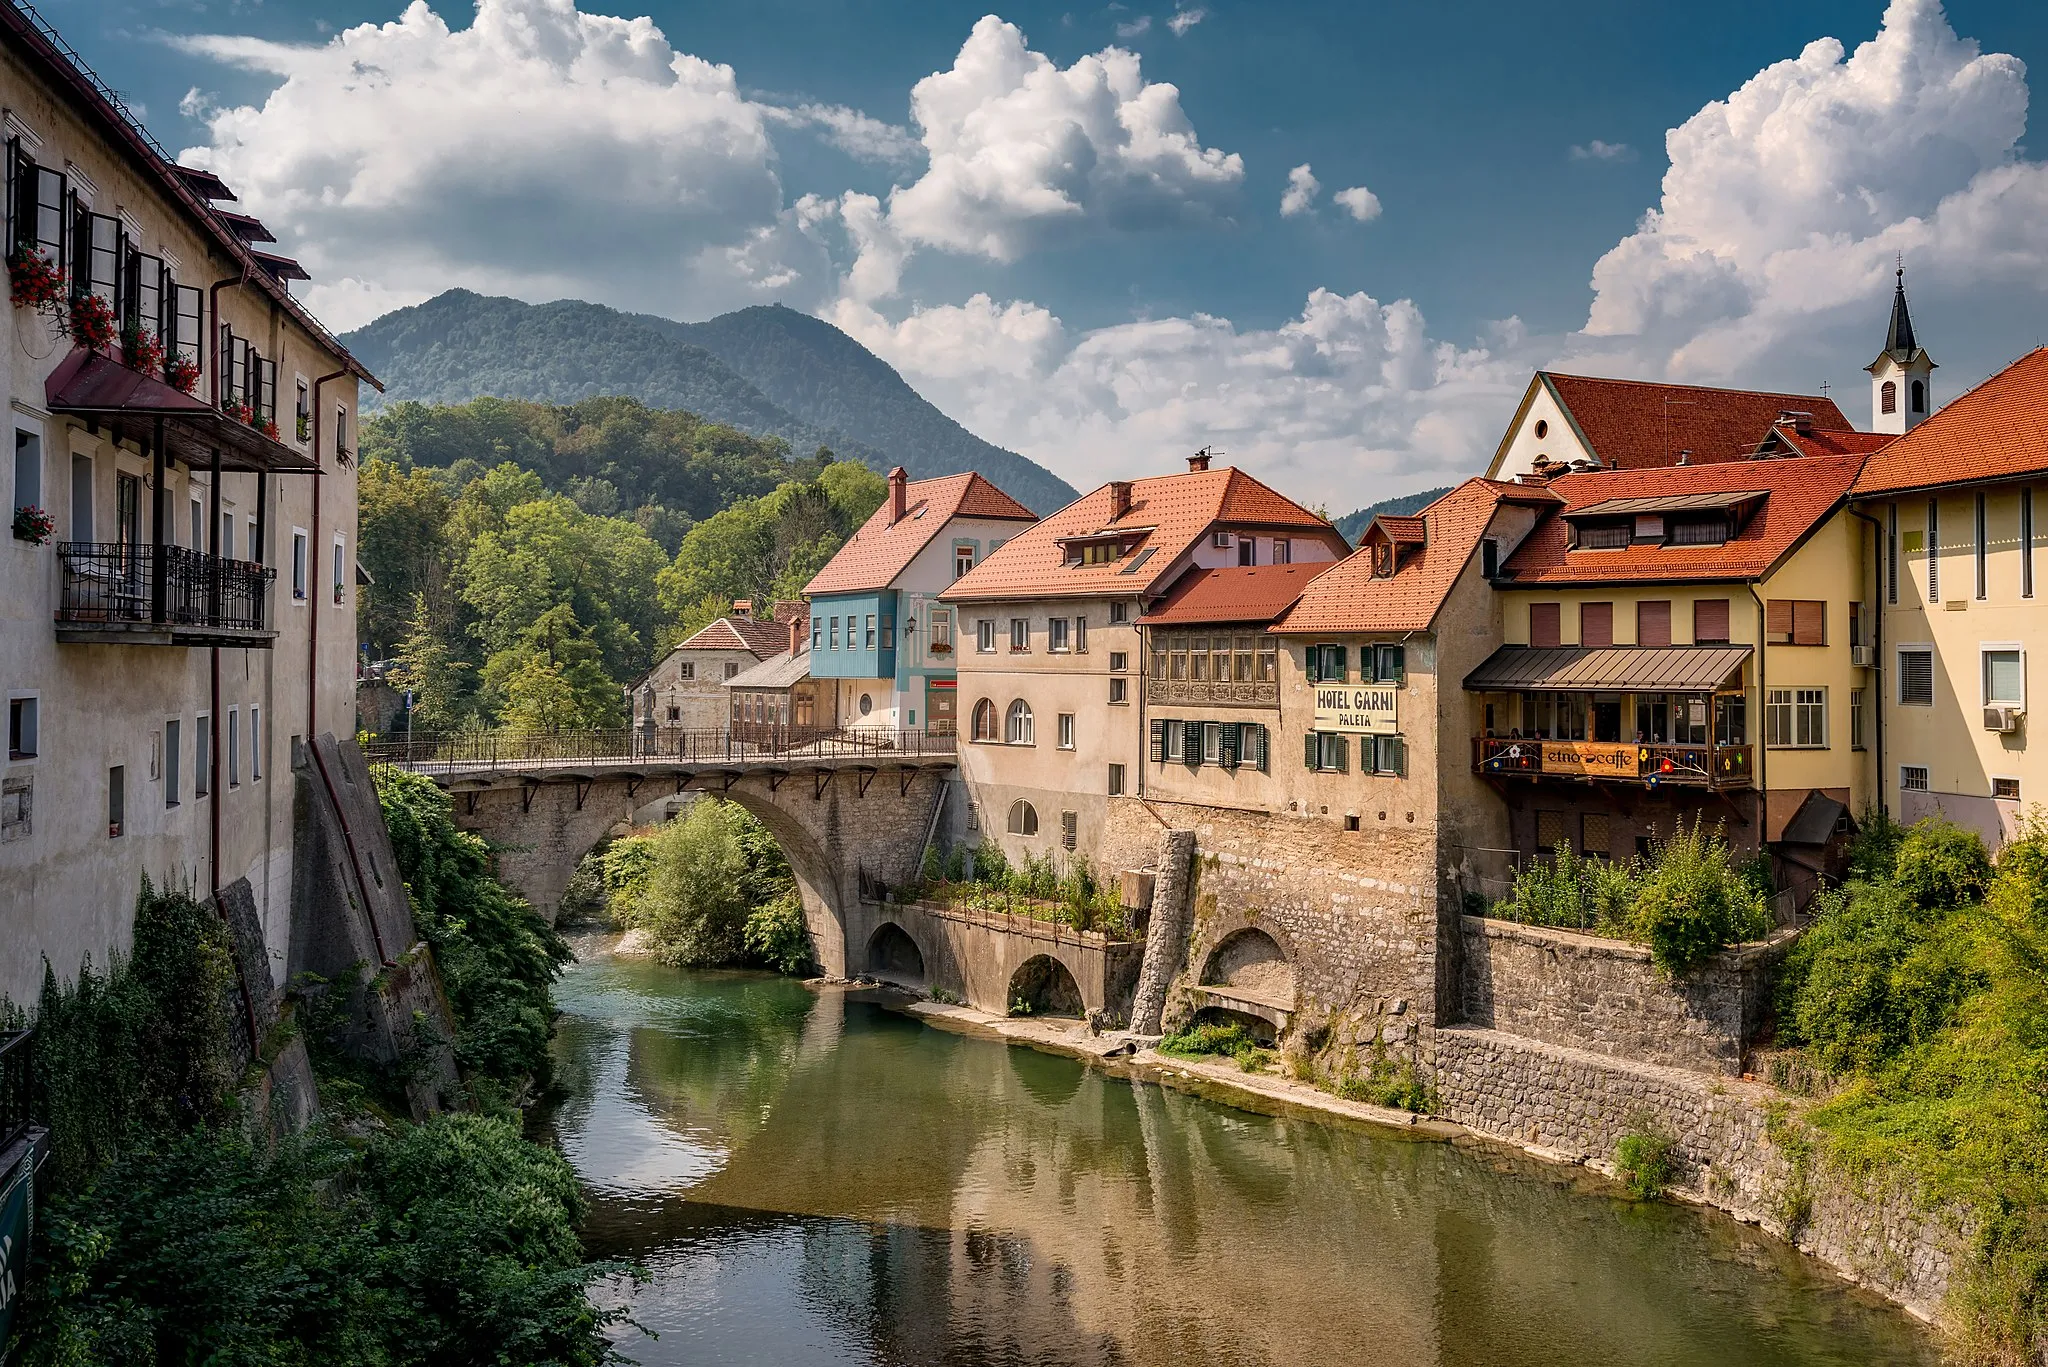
left=36, top=0, right=2048, bottom=503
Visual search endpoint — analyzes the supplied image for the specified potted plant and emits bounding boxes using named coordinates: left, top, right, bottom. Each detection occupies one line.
left=6, top=248, right=62, bottom=310
left=12, top=504, right=54, bottom=544
left=63, top=291, right=116, bottom=351
left=120, top=323, right=164, bottom=375
left=258, top=417, right=280, bottom=441
left=164, top=353, right=201, bottom=394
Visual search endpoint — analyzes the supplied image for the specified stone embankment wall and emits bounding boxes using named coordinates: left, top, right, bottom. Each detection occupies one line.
left=852, top=897, right=1143, bottom=1021
left=1458, top=917, right=1793, bottom=1075
left=1429, top=1026, right=1962, bottom=1322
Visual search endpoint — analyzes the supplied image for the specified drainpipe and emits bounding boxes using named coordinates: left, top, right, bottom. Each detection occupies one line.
left=208, top=268, right=248, bottom=409
left=1748, top=583, right=1769, bottom=850
left=307, top=369, right=349, bottom=735
left=1849, top=504, right=1887, bottom=817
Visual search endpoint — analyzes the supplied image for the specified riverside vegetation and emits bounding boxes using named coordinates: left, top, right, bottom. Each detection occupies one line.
left=0, top=774, right=625, bottom=1366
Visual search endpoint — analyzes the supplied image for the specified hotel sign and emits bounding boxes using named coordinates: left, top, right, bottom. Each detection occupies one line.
left=1313, top=684, right=1398, bottom=734
left=1540, top=740, right=1639, bottom=777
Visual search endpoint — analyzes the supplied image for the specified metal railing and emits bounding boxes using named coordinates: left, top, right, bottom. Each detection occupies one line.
left=365, top=726, right=958, bottom=775
left=0, top=1030, right=30, bottom=1156
left=1472, top=736, right=1754, bottom=787
left=56, top=542, right=274, bottom=633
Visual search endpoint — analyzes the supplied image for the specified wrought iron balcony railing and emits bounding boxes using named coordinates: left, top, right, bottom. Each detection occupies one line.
left=56, top=541, right=276, bottom=644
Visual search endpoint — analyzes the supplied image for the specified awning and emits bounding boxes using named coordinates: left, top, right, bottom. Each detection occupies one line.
left=1463, top=644, right=1751, bottom=693
left=1570, top=491, right=1768, bottom=518
left=45, top=348, right=318, bottom=475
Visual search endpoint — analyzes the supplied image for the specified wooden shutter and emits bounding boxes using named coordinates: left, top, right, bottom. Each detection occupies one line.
left=1766, top=599, right=1793, bottom=644
left=1181, top=721, right=1203, bottom=768
left=1305, top=731, right=1320, bottom=770
left=1305, top=647, right=1320, bottom=684
left=1379, top=735, right=1406, bottom=776
left=1792, top=600, right=1825, bottom=646
left=1149, top=719, right=1165, bottom=763
left=1334, top=735, right=1348, bottom=773
left=1531, top=602, right=1562, bottom=648
left=1220, top=724, right=1240, bottom=770
left=1333, top=646, right=1347, bottom=682
left=1637, top=600, right=1672, bottom=648
left=1379, top=645, right=1406, bottom=684
left=1694, top=598, right=1730, bottom=644
left=1581, top=602, right=1613, bottom=648
left=1249, top=724, right=1269, bottom=772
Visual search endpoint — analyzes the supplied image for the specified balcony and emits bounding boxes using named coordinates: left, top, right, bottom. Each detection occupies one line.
left=1147, top=677, right=1280, bottom=708
left=1473, top=736, right=1753, bottom=789
left=56, top=542, right=277, bottom=647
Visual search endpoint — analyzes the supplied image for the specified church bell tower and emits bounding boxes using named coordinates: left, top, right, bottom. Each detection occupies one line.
left=1867, top=267, right=1935, bottom=435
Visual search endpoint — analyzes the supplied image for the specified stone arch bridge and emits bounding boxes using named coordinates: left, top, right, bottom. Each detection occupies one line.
left=369, top=729, right=955, bottom=979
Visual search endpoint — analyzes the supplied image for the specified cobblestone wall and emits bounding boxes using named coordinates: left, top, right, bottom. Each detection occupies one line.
left=1459, top=917, right=1793, bottom=1075
left=1430, top=1026, right=1962, bottom=1322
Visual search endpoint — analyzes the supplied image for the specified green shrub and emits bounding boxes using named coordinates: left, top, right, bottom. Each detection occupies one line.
left=1332, top=1047, right=1433, bottom=1112
left=743, top=889, right=812, bottom=975
left=1158, top=1020, right=1262, bottom=1059
left=1615, top=1121, right=1678, bottom=1200
left=1627, top=819, right=1770, bottom=974
left=598, top=834, right=659, bottom=912
left=624, top=798, right=792, bottom=967
left=1492, top=846, right=1640, bottom=935
left=1892, top=815, right=1993, bottom=911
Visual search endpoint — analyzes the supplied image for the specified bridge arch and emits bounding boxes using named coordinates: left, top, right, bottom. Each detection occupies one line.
left=1008, top=953, right=1085, bottom=1018
left=1191, top=924, right=1297, bottom=1043
left=864, top=921, right=928, bottom=988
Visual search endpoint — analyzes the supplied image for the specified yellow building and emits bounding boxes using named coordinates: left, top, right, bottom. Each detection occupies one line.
left=1851, top=344, right=2048, bottom=850
left=1468, top=444, right=1880, bottom=895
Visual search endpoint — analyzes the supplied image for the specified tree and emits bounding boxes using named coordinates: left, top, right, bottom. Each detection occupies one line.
left=391, top=594, right=476, bottom=731
left=626, top=799, right=792, bottom=966
left=358, top=459, right=454, bottom=659
left=479, top=605, right=623, bottom=731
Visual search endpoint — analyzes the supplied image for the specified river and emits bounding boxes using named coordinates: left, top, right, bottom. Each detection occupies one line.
left=546, top=943, right=1938, bottom=1366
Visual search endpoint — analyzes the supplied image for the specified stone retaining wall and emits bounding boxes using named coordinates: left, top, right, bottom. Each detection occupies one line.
left=1458, top=917, right=1794, bottom=1075
left=1429, top=1025, right=1962, bottom=1321
left=851, top=897, right=1144, bottom=1021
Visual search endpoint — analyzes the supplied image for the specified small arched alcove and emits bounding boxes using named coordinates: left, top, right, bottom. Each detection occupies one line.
left=1008, top=954, right=1084, bottom=1018
left=866, top=922, right=927, bottom=988
left=1193, top=928, right=1297, bottom=1040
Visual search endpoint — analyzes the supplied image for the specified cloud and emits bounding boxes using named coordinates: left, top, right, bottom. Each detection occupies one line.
left=1569, top=139, right=1634, bottom=162
left=1167, top=7, right=1206, bottom=36
left=833, top=287, right=1527, bottom=505
left=1279, top=163, right=1318, bottom=217
left=1570, top=0, right=2048, bottom=384
left=1332, top=185, right=1381, bottom=222
left=1115, top=15, right=1152, bottom=39
left=873, top=16, right=1243, bottom=269
left=760, top=103, right=920, bottom=164
left=174, top=0, right=831, bottom=330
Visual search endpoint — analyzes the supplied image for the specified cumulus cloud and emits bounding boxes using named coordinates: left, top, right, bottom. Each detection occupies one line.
left=1279, top=163, right=1319, bottom=217
left=1168, top=7, right=1206, bottom=36
left=1569, top=0, right=2048, bottom=384
left=759, top=103, right=921, bottom=164
left=874, top=16, right=1243, bottom=267
left=1332, top=185, right=1381, bottom=222
left=1115, top=15, right=1152, bottom=39
left=832, top=287, right=1526, bottom=504
left=1569, top=139, right=1634, bottom=162
left=175, top=0, right=831, bottom=330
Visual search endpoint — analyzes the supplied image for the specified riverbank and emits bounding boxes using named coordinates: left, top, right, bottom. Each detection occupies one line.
left=873, top=986, right=1951, bottom=1336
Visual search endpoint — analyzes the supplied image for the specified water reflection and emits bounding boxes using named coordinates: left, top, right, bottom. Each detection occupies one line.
left=550, top=949, right=1937, bottom=1367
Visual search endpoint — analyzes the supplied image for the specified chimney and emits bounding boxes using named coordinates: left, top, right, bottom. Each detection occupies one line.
left=1109, top=480, right=1132, bottom=520
left=789, top=616, right=804, bottom=656
left=1778, top=409, right=1815, bottom=435
left=888, top=466, right=908, bottom=524
left=733, top=599, right=753, bottom=618
left=1187, top=448, right=1211, bottom=473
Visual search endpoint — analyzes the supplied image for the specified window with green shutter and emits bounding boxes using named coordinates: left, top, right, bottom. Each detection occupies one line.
left=1182, top=720, right=1204, bottom=767
left=1373, top=735, right=1406, bottom=776
left=1219, top=724, right=1240, bottom=769
left=1244, top=723, right=1269, bottom=772
left=1149, top=719, right=1166, bottom=763
left=1377, top=645, right=1406, bottom=685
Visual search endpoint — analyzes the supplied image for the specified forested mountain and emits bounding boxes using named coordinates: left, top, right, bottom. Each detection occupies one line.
left=1333, top=486, right=1455, bottom=543
left=342, top=291, right=1077, bottom=514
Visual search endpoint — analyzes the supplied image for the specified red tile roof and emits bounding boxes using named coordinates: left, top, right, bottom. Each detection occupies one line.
left=675, top=615, right=791, bottom=656
left=804, top=472, right=1036, bottom=596
left=1763, top=426, right=1895, bottom=459
left=941, top=466, right=1343, bottom=603
left=1376, top=515, right=1427, bottom=545
left=1536, top=373, right=1853, bottom=470
left=1851, top=348, right=2048, bottom=496
left=1275, top=479, right=1548, bottom=634
left=1138, top=564, right=1321, bottom=626
left=1499, top=452, right=1865, bottom=586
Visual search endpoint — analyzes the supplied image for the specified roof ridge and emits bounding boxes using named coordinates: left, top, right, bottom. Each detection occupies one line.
left=1544, top=371, right=1835, bottom=402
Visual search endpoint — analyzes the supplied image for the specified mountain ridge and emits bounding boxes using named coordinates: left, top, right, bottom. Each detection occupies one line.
left=340, top=290, right=1078, bottom=513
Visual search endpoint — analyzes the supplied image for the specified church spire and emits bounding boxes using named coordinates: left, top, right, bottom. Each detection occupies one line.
left=1884, top=266, right=1918, bottom=360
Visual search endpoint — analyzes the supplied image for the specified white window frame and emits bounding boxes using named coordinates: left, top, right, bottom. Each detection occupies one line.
left=1202, top=722, right=1222, bottom=764
left=977, top=619, right=996, bottom=654
left=194, top=711, right=212, bottom=798
left=1073, top=615, right=1087, bottom=653
left=1900, top=764, right=1929, bottom=793
left=1048, top=617, right=1070, bottom=653
left=1057, top=712, right=1075, bottom=750
left=12, top=423, right=43, bottom=518
left=1109, top=677, right=1128, bottom=705
left=954, top=545, right=975, bottom=579
left=290, top=527, right=309, bottom=603
left=332, top=533, right=347, bottom=607
left=677, top=661, right=696, bottom=680
left=7, top=692, right=40, bottom=762
left=1009, top=618, right=1030, bottom=652
left=1165, top=720, right=1185, bottom=761
left=226, top=706, right=241, bottom=786
left=1981, top=642, right=2026, bottom=707
left=1992, top=774, right=2023, bottom=802
left=250, top=705, right=262, bottom=780
left=1005, top=698, right=1035, bottom=745
left=1765, top=687, right=1828, bottom=749
left=1897, top=644, right=1935, bottom=707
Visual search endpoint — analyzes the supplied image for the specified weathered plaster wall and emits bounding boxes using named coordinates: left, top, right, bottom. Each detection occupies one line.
left=1459, top=917, right=1790, bottom=1075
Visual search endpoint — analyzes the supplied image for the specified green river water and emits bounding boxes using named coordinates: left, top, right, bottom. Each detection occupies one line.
left=547, top=944, right=1940, bottom=1366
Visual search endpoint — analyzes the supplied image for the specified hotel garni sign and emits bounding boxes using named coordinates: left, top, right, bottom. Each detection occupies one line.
left=1312, top=683, right=1398, bottom=734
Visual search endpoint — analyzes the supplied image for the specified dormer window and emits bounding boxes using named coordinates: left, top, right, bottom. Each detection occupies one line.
left=1670, top=517, right=1729, bottom=546
left=1372, top=542, right=1393, bottom=577
left=1082, top=542, right=1116, bottom=565
left=1580, top=523, right=1630, bottom=550
left=1565, top=490, right=1763, bottom=551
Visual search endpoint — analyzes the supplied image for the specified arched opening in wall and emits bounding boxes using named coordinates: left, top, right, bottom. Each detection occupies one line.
left=865, top=922, right=926, bottom=988
left=1881, top=379, right=1898, bottom=414
left=1911, top=379, right=1927, bottom=414
left=1200, top=928, right=1296, bottom=1006
left=1189, top=1004, right=1278, bottom=1047
left=1007, top=954, right=1084, bottom=1018
left=971, top=699, right=997, bottom=741
left=1007, top=799, right=1038, bottom=836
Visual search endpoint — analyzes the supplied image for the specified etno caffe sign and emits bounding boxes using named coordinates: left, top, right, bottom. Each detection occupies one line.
left=1313, top=684, right=1398, bottom=734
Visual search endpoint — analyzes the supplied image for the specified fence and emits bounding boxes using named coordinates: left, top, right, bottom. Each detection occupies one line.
left=364, top=726, right=958, bottom=775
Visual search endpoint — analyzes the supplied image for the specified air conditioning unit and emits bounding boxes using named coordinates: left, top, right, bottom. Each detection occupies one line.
left=1850, top=645, right=1876, bottom=669
left=1211, top=531, right=1234, bottom=548
left=1985, top=706, right=2023, bottom=734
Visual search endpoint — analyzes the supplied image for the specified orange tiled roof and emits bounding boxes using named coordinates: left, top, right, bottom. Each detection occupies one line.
left=1851, top=347, right=2048, bottom=496
left=1138, top=564, right=1321, bottom=626
left=804, top=472, right=1036, bottom=596
left=1275, top=479, right=1547, bottom=634
left=676, top=615, right=790, bottom=656
left=1499, top=452, right=1866, bottom=586
left=1762, top=426, right=1895, bottom=459
left=1542, top=373, right=1853, bottom=470
left=941, top=466, right=1342, bottom=603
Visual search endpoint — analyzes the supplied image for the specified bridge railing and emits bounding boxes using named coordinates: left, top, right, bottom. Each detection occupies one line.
left=364, top=727, right=958, bottom=775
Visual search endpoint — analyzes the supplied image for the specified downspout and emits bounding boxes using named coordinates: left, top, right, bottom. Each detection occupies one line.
left=307, top=368, right=350, bottom=735
left=1849, top=504, right=1887, bottom=818
left=1748, top=583, right=1769, bottom=849
left=207, top=268, right=249, bottom=409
